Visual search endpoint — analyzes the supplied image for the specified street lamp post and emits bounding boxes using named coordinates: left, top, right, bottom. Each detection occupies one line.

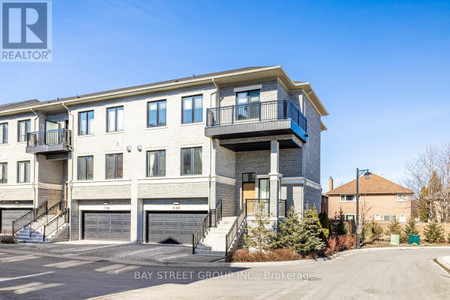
left=356, top=168, right=371, bottom=249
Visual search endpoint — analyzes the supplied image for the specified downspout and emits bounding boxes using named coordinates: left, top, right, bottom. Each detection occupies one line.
left=62, top=102, right=74, bottom=240
left=29, top=108, right=39, bottom=209
left=209, top=78, right=218, bottom=212
left=302, top=90, right=313, bottom=210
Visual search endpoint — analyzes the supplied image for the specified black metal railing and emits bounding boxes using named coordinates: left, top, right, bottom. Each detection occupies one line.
left=43, top=208, right=69, bottom=241
left=12, top=201, right=48, bottom=235
left=206, top=99, right=307, bottom=133
left=192, top=213, right=210, bottom=254
left=210, top=200, right=223, bottom=227
left=29, top=200, right=63, bottom=237
left=246, top=198, right=270, bottom=216
left=225, top=202, right=247, bottom=257
left=26, top=128, right=71, bottom=147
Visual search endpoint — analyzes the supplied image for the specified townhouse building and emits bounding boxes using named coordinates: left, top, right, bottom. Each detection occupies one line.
left=0, top=66, right=328, bottom=253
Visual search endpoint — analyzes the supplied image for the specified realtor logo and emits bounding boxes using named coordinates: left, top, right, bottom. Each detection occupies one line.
left=1, top=1, right=52, bottom=62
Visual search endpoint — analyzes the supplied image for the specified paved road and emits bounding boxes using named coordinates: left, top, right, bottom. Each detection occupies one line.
left=0, top=248, right=449, bottom=299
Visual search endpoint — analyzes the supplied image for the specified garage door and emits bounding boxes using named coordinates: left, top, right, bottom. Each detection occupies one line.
left=83, top=212, right=130, bottom=241
left=1, top=209, right=31, bottom=234
left=147, top=211, right=207, bottom=244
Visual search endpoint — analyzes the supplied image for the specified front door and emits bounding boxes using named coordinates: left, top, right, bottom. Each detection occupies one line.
left=242, top=182, right=255, bottom=213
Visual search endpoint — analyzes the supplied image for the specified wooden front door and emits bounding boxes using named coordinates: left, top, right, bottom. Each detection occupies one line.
left=242, top=182, right=255, bottom=213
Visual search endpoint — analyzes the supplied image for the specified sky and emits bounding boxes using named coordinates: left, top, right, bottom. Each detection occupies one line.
left=0, top=0, right=449, bottom=191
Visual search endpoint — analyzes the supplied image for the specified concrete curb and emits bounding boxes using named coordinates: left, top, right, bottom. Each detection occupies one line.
left=436, top=256, right=450, bottom=273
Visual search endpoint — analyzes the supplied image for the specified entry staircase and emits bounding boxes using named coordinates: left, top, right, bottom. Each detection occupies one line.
left=12, top=200, right=69, bottom=243
left=192, top=200, right=247, bottom=256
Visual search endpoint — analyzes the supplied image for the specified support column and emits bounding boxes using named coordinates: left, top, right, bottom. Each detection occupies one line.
left=209, top=139, right=217, bottom=211
left=269, top=140, right=280, bottom=219
left=130, top=182, right=143, bottom=243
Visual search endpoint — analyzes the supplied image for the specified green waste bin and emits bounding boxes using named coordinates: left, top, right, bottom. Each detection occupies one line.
left=390, top=234, right=400, bottom=245
left=409, top=235, right=420, bottom=245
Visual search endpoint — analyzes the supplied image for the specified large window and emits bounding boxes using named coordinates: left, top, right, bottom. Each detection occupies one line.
left=0, top=123, right=8, bottom=144
left=0, top=163, right=7, bottom=184
left=182, top=95, right=203, bottom=124
left=106, top=153, right=123, bottom=179
left=77, top=156, right=94, bottom=180
left=147, top=150, right=166, bottom=177
left=107, top=106, right=124, bottom=132
left=181, top=147, right=202, bottom=175
left=18, top=119, right=31, bottom=142
left=236, top=90, right=260, bottom=119
left=17, top=161, right=30, bottom=183
left=79, top=110, right=94, bottom=135
left=147, top=100, right=166, bottom=127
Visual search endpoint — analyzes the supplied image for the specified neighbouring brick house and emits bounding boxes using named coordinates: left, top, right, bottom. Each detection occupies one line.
left=327, top=174, right=413, bottom=223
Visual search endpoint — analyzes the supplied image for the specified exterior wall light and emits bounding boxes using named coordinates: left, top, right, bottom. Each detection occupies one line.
left=126, top=146, right=132, bottom=152
left=137, top=145, right=143, bottom=152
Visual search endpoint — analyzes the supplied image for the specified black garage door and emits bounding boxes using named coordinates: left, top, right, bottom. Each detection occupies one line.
left=147, top=211, right=207, bottom=244
left=0, top=209, right=31, bottom=234
left=83, top=212, right=130, bottom=241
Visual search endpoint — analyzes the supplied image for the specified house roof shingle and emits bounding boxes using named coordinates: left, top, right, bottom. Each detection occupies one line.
left=327, top=174, right=413, bottom=195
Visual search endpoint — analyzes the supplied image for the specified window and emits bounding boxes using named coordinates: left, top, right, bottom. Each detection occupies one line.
left=340, top=195, right=356, bottom=202
left=79, top=111, right=94, bottom=135
left=106, top=154, right=123, bottom=179
left=77, top=156, right=94, bottom=180
left=0, top=163, right=7, bottom=184
left=236, top=90, right=260, bottom=119
left=181, top=147, right=202, bottom=175
left=18, top=119, right=31, bottom=142
left=242, top=173, right=256, bottom=183
left=397, top=194, right=408, bottom=202
left=147, top=150, right=166, bottom=177
left=384, top=215, right=396, bottom=221
left=374, top=215, right=381, bottom=221
left=147, top=100, right=166, bottom=127
left=107, top=106, right=124, bottom=132
left=182, top=95, right=203, bottom=124
left=259, top=178, right=270, bottom=199
left=343, top=214, right=355, bottom=221
left=399, top=214, right=406, bottom=223
left=17, top=161, right=30, bottom=183
left=0, top=123, right=8, bottom=144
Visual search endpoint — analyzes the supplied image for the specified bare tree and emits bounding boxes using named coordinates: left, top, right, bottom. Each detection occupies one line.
left=404, top=144, right=450, bottom=222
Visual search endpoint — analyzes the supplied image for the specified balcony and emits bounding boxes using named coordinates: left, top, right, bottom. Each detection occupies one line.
left=205, top=100, right=307, bottom=150
left=26, top=128, right=72, bottom=154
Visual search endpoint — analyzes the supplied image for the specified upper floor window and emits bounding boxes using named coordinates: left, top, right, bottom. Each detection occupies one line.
left=77, top=156, right=94, bottom=180
left=147, top=100, right=166, bottom=128
left=340, top=195, right=356, bottom=202
left=181, top=147, right=202, bottom=175
left=397, top=194, right=408, bottom=202
left=18, top=119, right=31, bottom=142
left=0, top=163, right=7, bottom=184
left=343, top=214, right=355, bottom=221
left=79, top=110, right=94, bottom=136
left=0, top=123, right=8, bottom=144
left=107, top=106, right=124, bottom=132
left=236, top=90, right=260, bottom=119
left=17, top=161, right=30, bottom=183
left=147, top=150, right=166, bottom=177
left=182, top=95, right=203, bottom=124
left=106, top=153, right=123, bottom=179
